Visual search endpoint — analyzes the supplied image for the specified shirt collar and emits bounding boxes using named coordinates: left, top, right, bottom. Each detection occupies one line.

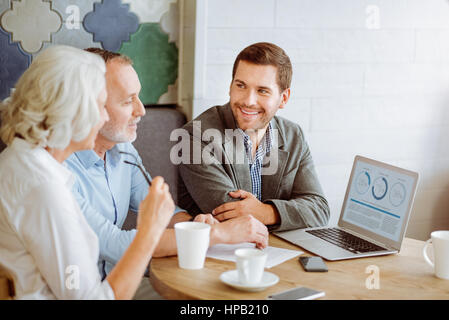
left=10, top=138, right=74, bottom=187
left=74, top=144, right=123, bottom=169
left=237, top=122, right=273, bottom=162
left=238, top=122, right=273, bottom=150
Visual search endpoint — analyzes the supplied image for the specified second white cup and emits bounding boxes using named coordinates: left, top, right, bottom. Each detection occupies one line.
left=175, top=221, right=211, bottom=270
left=423, top=230, right=449, bottom=280
left=235, top=248, right=267, bottom=285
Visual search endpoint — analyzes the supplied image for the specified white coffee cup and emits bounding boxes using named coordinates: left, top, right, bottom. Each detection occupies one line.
left=175, top=222, right=211, bottom=270
left=235, top=248, right=267, bottom=285
left=423, top=230, right=449, bottom=280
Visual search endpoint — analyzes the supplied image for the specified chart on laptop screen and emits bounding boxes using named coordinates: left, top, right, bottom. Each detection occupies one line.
left=341, top=159, right=415, bottom=242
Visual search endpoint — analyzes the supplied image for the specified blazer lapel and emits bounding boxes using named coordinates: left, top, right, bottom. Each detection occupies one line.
left=261, top=149, right=289, bottom=200
left=221, top=104, right=252, bottom=192
left=223, top=139, right=252, bottom=192
left=261, top=118, right=289, bottom=200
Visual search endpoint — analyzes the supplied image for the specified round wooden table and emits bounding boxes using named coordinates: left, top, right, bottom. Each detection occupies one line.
left=150, top=236, right=449, bottom=300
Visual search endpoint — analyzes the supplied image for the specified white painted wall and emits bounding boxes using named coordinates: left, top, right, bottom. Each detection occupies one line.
left=185, top=0, right=449, bottom=240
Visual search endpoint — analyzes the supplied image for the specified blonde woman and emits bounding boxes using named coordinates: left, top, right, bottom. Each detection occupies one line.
left=0, top=45, right=174, bottom=299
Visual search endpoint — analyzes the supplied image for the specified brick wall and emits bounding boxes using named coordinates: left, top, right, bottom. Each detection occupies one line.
left=187, top=0, right=449, bottom=240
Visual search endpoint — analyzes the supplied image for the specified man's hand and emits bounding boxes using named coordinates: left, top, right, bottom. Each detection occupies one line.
left=212, top=190, right=280, bottom=226
left=210, top=215, right=269, bottom=249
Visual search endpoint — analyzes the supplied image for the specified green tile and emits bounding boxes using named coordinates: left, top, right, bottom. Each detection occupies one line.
left=119, top=23, right=178, bottom=105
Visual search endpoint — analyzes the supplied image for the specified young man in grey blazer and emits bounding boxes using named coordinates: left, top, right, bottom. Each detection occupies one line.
left=177, top=42, right=330, bottom=232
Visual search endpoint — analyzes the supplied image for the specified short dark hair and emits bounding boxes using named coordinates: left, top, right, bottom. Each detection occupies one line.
left=232, top=42, right=292, bottom=92
left=84, top=47, right=133, bottom=65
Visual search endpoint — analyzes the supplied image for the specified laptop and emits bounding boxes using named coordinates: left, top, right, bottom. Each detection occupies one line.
left=274, top=155, right=419, bottom=260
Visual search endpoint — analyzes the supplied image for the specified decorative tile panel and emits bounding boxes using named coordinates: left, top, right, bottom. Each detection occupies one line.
left=158, top=81, right=177, bottom=104
left=1, top=0, right=62, bottom=53
left=122, top=0, right=177, bottom=23
left=160, top=0, right=178, bottom=45
left=0, top=26, right=31, bottom=100
left=83, top=0, right=139, bottom=52
left=33, top=25, right=101, bottom=60
left=51, top=0, right=97, bottom=22
left=0, top=0, right=11, bottom=14
left=119, top=23, right=178, bottom=104
left=0, top=0, right=180, bottom=106
left=32, top=0, right=100, bottom=59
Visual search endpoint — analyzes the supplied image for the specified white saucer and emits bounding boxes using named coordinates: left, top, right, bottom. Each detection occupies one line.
left=220, top=270, right=279, bottom=292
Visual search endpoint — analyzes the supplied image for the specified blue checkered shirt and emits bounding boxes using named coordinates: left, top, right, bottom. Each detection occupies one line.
left=238, top=123, right=273, bottom=200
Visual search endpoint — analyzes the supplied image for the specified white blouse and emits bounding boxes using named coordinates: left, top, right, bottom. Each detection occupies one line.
left=0, top=138, right=115, bottom=299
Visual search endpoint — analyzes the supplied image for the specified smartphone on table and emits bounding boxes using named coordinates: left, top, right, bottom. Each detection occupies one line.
left=268, top=286, right=325, bottom=300
left=299, top=256, right=328, bottom=272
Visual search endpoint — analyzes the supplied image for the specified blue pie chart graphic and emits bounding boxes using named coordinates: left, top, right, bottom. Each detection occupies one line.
left=355, top=171, right=371, bottom=194
left=390, top=182, right=406, bottom=207
left=372, top=177, right=388, bottom=200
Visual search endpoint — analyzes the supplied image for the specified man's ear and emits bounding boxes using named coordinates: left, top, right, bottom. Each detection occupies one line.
left=279, top=88, right=291, bottom=109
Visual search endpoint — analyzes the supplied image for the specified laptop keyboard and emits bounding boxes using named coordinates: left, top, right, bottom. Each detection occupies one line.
left=306, top=228, right=387, bottom=254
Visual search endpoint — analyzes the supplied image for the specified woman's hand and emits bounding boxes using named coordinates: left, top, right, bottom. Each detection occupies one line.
left=136, top=176, right=175, bottom=241
left=193, top=213, right=220, bottom=225
left=107, top=176, right=175, bottom=300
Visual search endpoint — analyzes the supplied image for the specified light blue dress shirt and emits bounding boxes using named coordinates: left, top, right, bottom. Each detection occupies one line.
left=65, top=143, right=184, bottom=278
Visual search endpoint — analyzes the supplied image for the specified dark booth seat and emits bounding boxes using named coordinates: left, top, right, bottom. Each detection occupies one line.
left=132, top=105, right=186, bottom=203
left=123, top=105, right=187, bottom=230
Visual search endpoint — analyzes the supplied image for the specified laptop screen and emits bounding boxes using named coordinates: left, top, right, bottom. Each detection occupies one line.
left=340, top=157, right=417, bottom=243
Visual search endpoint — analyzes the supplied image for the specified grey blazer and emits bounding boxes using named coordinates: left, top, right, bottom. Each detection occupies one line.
left=177, top=103, right=329, bottom=231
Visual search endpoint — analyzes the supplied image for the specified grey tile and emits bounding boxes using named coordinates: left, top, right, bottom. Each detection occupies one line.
left=32, top=24, right=101, bottom=60
left=50, top=0, right=97, bottom=22
left=0, top=0, right=11, bottom=14
left=1, top=0, right=62, bottom=53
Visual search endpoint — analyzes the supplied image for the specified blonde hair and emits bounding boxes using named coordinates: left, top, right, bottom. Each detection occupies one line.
left=0, top=45, right=106, bottom=149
